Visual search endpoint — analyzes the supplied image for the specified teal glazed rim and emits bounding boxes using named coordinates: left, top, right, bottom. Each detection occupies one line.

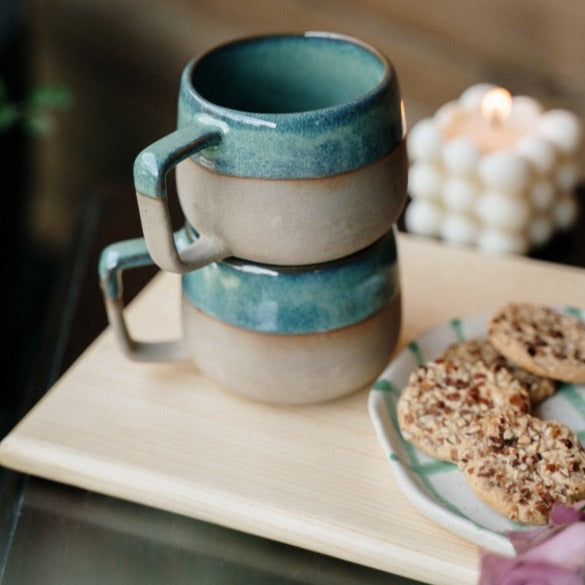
left=180, top=227, right=400, bottom=335
left=176, top=31, right=405, bottom=178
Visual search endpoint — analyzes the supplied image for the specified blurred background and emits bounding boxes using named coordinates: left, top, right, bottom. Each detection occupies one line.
left=1, top=0, right=584, bottom=432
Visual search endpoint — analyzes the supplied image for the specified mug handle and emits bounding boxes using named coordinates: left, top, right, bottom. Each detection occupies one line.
left=134, top=127, right=230, bottom=274
left=99, top=235, right=187, bottom=361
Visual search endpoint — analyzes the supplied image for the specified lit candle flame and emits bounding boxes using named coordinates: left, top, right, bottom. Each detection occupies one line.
left=481, top=87, right=512, bottom=126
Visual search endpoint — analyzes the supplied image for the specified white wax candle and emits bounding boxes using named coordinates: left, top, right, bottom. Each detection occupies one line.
left=406, top=83, right=583, bottom=254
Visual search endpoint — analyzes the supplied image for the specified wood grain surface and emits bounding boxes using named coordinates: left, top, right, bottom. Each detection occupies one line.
left=2, top=233, right=585, bottom=585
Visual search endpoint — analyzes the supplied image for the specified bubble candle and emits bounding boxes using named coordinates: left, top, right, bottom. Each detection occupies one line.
left=405, top=83, right=582, bottom=254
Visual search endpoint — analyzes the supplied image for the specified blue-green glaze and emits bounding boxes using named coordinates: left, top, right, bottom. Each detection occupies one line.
left=134, top=32, right=404, bottom=196
left=134, top=131, right=221, bottom=200
left=99, top=238, right=152, bottom=299
left=181, top=228, right=399, bottom=334
left=100, top=227, right=400, bottom=335
left=99, top=232, right=188, bottom=299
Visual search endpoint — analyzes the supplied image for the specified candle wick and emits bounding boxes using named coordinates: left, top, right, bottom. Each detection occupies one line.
left=489, top=114, right=504, bottom=129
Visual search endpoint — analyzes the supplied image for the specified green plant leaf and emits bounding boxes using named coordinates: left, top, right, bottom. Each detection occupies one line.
left=0, top=77, right=73, bottom=135
left=24, top=114, right=54, bottom=135
left=27, top=84, right=73, bottom=110
left=0, top=104, right=20, bottom=131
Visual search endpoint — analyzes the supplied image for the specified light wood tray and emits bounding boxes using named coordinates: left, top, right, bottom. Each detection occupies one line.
left=3, top=233, right=585, bottom=585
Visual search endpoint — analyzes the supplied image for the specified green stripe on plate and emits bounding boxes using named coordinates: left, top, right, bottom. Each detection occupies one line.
left=372, top=379, right=392, bottom=392
left=563, top=306, right=583, bottom=320
left=408, top=341, right=425, bottom=366
left=557, top=383, right=585, bottom=419
left=390, top=453, right=455, bottom=475
left=381, top=386, right=492, bottom=531
left=449, top=318, right=465, bottom=343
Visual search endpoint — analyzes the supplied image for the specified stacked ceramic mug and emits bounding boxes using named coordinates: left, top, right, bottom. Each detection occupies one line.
left=100, top=33, right=408, bottom=404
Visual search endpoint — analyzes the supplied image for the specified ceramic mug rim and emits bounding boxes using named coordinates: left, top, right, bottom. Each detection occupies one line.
left=182, top=31, right=395, bottom=123
left=179, top=225, right=400, bottom=335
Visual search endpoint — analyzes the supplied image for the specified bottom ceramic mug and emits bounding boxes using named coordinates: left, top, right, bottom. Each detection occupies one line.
left=99, top=227, right=401, bottom=404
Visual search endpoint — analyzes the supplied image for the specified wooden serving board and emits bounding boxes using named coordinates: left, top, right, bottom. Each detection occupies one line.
left=2, top=233, right=585, bottom=585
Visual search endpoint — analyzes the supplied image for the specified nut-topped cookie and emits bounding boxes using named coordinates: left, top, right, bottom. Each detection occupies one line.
left=459, top=408, right=585, bottom=524
left=397, top=359, right=531, bottom=463
left=441, top=338, right=556, bottom=405
left=489, top=303, right=585, bottom=383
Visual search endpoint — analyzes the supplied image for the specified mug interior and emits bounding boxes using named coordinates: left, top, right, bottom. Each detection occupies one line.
left=191, top=33, right=387, bottom=114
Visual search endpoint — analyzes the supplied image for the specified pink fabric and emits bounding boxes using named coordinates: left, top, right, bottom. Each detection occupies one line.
left=479, top=501, right=585, bottom=585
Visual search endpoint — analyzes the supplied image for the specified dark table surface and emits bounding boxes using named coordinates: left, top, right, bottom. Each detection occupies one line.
left=1, top=181, right=584, bottom=584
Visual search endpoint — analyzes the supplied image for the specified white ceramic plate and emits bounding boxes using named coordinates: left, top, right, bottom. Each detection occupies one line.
left=368, top=308, right=585, bottom=554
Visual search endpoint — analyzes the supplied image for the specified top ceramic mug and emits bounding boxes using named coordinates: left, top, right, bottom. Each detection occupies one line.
left=134, top=32, right=407, bottom=272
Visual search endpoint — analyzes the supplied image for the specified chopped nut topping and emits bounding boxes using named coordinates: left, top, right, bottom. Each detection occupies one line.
left=441, top=337, right=556, bottom=404
left=489, top=303, right=585, bottom=383
left=398, top=358, right=530, bottom=463
left=460, top=408, right=585, bottom=525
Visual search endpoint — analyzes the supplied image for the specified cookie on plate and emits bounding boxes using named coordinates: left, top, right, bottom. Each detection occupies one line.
left=459, top=408, right=585, bottom=524
left=397, top=359, right=531, bottom=463
left=489, top=303, right=585, bottom=383
left=441, top=338, right=555, bottom=405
